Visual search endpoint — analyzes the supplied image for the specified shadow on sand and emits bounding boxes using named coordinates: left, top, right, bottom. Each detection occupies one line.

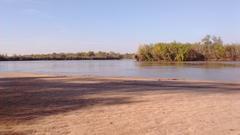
left=0, top=76, right=239, bottom=125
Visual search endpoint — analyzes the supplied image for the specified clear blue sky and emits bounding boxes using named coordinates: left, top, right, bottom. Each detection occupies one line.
left=1, top=0, right=240, bottom=55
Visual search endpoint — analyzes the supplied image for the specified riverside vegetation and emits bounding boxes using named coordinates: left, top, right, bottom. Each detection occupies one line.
left=135, top=35, right=240, bottom=61
left=0, top=51, right=134, bottom=61
left=1, top=35, right=240, bottom=62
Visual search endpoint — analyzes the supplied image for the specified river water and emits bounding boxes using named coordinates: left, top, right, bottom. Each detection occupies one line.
left=0, top=60, right=240, bottom=82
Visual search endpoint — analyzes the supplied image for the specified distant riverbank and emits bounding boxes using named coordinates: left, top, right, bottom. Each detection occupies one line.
left=0, top=51, right=134, bottom=61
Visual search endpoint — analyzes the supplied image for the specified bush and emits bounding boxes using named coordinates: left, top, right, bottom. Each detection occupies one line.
left=135, top=35, right=240, bottom=61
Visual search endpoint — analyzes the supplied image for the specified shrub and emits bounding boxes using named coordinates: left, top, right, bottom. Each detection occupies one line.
left=135, top=35, right=240, bottom=61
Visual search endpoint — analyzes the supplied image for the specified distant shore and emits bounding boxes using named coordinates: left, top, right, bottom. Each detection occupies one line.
left=0, top=57, right=123, bottom=61
left=1, top=72, right=240, bottom=135
left=0, top=52, right=134, bottom=61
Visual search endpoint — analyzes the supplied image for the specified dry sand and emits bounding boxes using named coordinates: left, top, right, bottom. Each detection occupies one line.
left=0, top=72, right=240, bottom=135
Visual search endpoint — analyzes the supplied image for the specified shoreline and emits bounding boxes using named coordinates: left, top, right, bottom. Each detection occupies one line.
left=1, top=72, right=239, bottom=84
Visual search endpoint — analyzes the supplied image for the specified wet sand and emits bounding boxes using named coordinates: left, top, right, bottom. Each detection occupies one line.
left=0, top=72, right=240, bottom=135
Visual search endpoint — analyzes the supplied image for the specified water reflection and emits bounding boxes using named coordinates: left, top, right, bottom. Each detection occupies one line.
left=138, top=61, right=240, bottom=69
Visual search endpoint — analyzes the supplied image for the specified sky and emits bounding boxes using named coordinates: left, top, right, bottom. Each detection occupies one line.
left=1, top=0, right=240, bottom=55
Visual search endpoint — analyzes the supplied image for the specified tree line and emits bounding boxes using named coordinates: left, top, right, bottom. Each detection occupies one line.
left=0, top=51, right=134, bottom=61
left=135, top=35, right=240, bottom=61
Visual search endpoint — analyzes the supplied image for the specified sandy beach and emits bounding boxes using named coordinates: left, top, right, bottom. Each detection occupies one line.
left=0, top=72, right=240, bottom=135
